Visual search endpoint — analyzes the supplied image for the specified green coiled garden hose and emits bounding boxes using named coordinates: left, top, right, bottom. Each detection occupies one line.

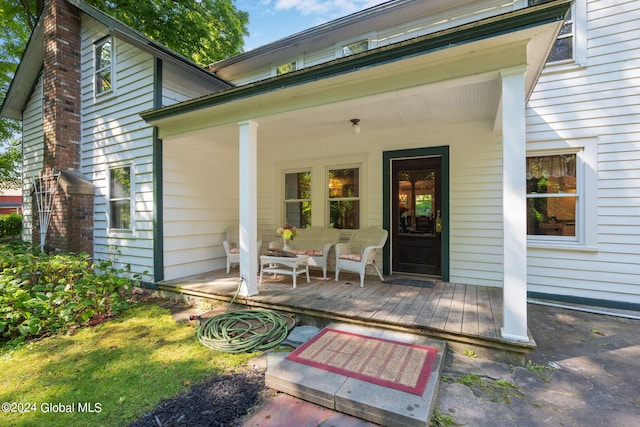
left=197, top=308, right=293, bottom=353
left=196, top=280, right=294, bottom=353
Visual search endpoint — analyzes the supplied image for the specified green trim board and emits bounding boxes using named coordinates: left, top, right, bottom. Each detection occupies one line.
left=142, top=0, right=571, bottom=123
left=152, top=58, right=164, bottom=284
left=383, top=146, right=450, bottom=280
left=528, top=292, right=640, bottom=313
left=152, top=129, right=163, bottom=285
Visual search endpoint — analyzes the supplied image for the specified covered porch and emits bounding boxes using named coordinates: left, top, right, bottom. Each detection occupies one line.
left=144, top=2, right=571, bottom=348
left=158, top=269, right=536, bottom=364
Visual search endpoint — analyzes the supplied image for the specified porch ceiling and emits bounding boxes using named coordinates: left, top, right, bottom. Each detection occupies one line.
left=161, top=73, right=502, bottom=146
left=243, top=76, right=502, bottom=144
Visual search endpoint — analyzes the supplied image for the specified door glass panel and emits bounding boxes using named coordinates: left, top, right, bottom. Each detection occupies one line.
left=392, top=158, right=441, bottom=276
left=398, top=170, right=435, bottom=234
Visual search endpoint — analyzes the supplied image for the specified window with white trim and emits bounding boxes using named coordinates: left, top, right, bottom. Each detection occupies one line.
left=276, top=60, right=297, bottom=75
left=94, top=37, right=113, bottom=95
left=526, top=153, right=578, bottom=240
left=109, top=166, right=131, bottom=230
left=328, top=167, right=360, bottom=229
left=342, top=39, right=369, bottom=57
left=284, top=171, right=311, bottom=228
left=529, top=0, right=585, bottom=65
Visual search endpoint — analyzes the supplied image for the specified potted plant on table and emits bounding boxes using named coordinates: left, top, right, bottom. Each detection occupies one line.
left=277, top=225, right=297, bottom=251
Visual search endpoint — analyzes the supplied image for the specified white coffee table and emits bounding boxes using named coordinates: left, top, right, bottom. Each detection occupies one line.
left=259, top=254, right=310, bottom=288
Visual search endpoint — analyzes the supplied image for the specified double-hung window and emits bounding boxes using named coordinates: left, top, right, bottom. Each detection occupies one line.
left=529, top=0, right=585, bottom=65
left=328, top=167, right=360, bottom=229
left=526, top=153, right=577, bottom=240
left=109, top=166, right=131, bottom=230
left=94, top=37, right=113, bottom=95
left=284, top=171, right=311, bottom=228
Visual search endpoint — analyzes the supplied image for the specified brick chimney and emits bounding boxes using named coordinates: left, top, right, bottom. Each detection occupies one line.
left=36, top=0, right=94, bottom=256
left=43, top=0, right=81, bottom=171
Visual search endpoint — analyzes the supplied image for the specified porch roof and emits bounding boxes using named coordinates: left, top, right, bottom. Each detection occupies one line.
left=142, top=0, right=571, bottom=138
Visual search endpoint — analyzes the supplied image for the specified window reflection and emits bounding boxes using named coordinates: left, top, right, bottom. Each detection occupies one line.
left=526, top=154, right=577, bottom=237
left=398, top=170, right=436, bottom=233
left=284, top=171, right=311, bottom=228
left=328, top=168, right=359, bottom=229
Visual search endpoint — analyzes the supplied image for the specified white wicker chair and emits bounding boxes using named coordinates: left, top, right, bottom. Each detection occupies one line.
left=334, top=227, right=388, bottom=287
left=222, top=225, right=262, bottom=273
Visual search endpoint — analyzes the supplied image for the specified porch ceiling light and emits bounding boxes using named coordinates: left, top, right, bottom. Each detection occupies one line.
left=351, top=118, right=361, bottom=135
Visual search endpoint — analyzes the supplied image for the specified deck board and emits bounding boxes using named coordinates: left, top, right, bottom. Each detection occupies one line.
left=415, top=281, right=445, bottom=327
left=375, top=286, right=409, bottom=321
left=353, top=282, right=398, bottom=319
left=160, top=269, right=536, bottom=363
left=429, top=282, right=454, bottom=330
left=462, top=285, right=479, bottom=336
left=381, top=287, right=425, bottom=323
left=487, top=287, right=504, bottom=337
left=397, top=285, right=435, bottom=325
left=445, top=284, right=465, bottom=334
left=476, top=286, right=498, bottom=339
left=338, top=282, right=383, bottom=316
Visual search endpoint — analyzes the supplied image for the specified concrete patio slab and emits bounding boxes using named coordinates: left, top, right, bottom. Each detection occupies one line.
left=265, top=323, right=447, bottom=427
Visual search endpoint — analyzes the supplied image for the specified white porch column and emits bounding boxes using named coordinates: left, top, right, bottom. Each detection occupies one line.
left=238, top=120, right=259, bottom=296
left=500, top=66, right=529, bottom=342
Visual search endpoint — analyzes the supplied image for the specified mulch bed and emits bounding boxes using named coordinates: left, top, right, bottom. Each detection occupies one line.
left=128, top=369, right=266, bottom=427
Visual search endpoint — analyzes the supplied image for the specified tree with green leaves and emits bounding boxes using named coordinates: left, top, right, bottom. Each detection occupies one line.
left=0, top=0, right=249, bottom=188
left=85, top=0, right=249, bottom=65
left=0, top=0, right=38, bottom=190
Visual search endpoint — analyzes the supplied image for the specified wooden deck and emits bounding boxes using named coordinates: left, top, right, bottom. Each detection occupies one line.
left=157, top=269, right=536, bottom=364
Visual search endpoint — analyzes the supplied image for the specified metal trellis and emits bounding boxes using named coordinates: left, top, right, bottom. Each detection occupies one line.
left=33, top=169, right=61, bottom=252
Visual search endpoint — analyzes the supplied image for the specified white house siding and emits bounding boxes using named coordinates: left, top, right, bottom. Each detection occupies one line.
left=253, top=120, right=504, bottom=286
left=303, top=47, right=335, bottom=68
left=162, top=137, right=239, bottom=281
left=161, top=61, right=226, bottom=106
left=20, top=74, right=44, bottom=242
left=163, top=82, right=197, bottom=106
left=375, top=0, right=521, bottom=48
left=525, top=0, right=640, bottom=305
left=228, top=0, right=522, bottom=85
left=228, top=64, right=271, bottom=87
left=80, top=16, right=156, bottom=280
left=450, top=133, right=504, bottom=287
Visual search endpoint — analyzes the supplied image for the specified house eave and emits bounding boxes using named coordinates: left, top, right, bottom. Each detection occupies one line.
left=67, top=0, right=232, bottom=88
left=142, top=0, right=572, bottom=126
left=0, top=19, right=44, bottom=121
left=207, top=0, right=464, bottom=74
left=1, top=0, right=233, bottom=121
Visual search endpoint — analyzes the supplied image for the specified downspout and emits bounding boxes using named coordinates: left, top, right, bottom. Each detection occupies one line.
left=152, top=58, right=164, bottom=284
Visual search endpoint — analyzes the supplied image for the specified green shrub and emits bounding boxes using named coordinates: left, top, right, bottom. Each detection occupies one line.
left=0, top=212, right=22, bottom=237
left=0, top=241, right=134, bottom=345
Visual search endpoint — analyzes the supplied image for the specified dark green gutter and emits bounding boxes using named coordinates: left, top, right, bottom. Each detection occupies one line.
left=142, top=0, right=571, bottom=123
left=152, top=58, right=164, bottom=284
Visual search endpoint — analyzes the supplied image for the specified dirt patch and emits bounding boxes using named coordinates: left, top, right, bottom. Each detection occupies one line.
left=128, top=369, right=266, bottom=427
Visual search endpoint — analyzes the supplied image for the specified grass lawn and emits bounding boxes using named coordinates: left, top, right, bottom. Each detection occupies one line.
left=0, top=302, right=257, bottom=426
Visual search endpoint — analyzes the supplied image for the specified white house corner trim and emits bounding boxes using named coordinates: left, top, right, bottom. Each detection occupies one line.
left=500, top=66, right=529, bottom=343
left=238, top=120, right=259, bottom=296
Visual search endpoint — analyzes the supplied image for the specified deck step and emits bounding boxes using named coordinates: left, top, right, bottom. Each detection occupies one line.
left=265, top=323, right=447, bottom=427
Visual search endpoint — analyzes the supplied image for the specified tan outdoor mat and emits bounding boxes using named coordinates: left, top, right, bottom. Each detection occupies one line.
left=286, top=328, right=437, bottom=396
